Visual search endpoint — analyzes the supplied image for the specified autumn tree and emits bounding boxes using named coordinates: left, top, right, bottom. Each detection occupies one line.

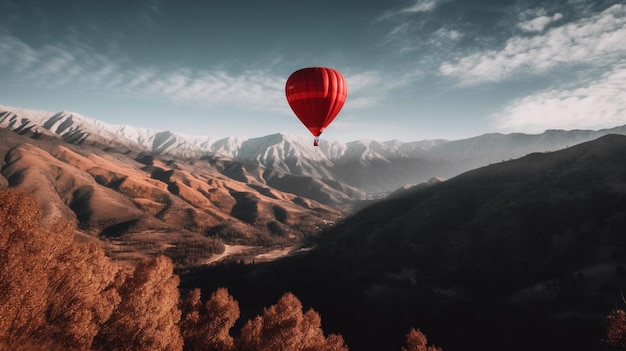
left=0, top=189, right=119, bottom=350
left=180, top=287, right=240, bottom=351
left=0, top=189, right=51, bottom=348
left=237, top=292, right=348, bottom=351
left=401, top=328, right=442, bottom=351
left=602, top=309, right=626, bottom=350
left=180, top=288, right=205, bottom=350
left=38, top=222, right=120, bottom=350
left=95, top=255, right=183, bottom=351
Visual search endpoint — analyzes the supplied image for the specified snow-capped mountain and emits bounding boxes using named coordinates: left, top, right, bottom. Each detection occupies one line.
left=0, top=106, right=244, bottom=157
left=3, top=104, right=626, bottom=193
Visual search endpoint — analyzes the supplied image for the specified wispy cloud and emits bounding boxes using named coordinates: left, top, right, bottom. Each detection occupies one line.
left=377, top=0, right=447, bottom=24
left=378, top=0, right=459, bottom=55
left=0, top=32, right=386, bottom=115
left=518, top=12, right=564, bottom=32
left=379, top=0, right=444, bottom=21
left=162, top=69, right=287, bottom=112
left=429, top=28, right=463, bottom=45
left=343, top=65, right=427, bottom=111
left=440, top=4, right=626, bottom=85
left=0, top=33, right=38, bottom=71
left=121, top=68, right=287, bottom=113
left=397, top=0, right=441, bottom=14
left=493, top=64, right=626, bottom=132
left=342, top=71, right=386, bottom=109
left=0, top=32, right=287, bottom=112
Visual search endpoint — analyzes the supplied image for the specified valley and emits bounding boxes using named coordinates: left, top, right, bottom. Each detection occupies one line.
left=0, top=124, right=345, bottom=268
left=179, top=134, right=626, bottom=351
left=202, top=243, right=312, bottom=264
left=2, top=105, right=626, bottom=350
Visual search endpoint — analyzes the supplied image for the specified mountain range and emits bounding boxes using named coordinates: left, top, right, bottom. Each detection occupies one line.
left=0, top=106, right=354, bottom=266
left=3, top=104, right=626, bottom=195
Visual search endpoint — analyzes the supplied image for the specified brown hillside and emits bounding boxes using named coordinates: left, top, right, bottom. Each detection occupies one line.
left=0, top=128, right=344, bottom=267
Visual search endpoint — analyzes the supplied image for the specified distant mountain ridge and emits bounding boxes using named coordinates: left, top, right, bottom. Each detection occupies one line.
left=2, top=104, right=626, bottom=193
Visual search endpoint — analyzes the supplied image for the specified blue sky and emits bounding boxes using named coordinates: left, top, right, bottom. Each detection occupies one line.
left=1, top=0, right=626, bottom=142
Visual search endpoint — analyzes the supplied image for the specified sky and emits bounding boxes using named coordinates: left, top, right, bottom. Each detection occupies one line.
left=1, top=0, right=626, bottom=143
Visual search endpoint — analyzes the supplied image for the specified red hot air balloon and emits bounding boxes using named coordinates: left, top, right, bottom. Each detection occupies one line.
left=285, top=67, right=348, bottom=146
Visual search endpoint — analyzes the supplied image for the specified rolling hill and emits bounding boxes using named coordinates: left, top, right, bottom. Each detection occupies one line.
left=0, top=127, right=346, bottom=267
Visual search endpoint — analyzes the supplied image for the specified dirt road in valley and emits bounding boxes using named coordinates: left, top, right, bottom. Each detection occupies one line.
left=203, top=244, right=255, bottom=265
left=203, top=244, right=314, bottom=265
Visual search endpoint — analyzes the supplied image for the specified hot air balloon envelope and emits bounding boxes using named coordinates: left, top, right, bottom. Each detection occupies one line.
left=285, top=67, right=347, bottom=146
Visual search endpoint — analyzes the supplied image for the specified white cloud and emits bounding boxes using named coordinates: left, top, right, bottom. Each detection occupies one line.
left=379, top=0, right=443, bottom=20
left=400, top=0, right=440, bottom=14
left=344, top=71, right=384, bottom=94
left=440, top=4, right=626, bottom=85
left=430, top=28, right=463, bottom=45
left=493, top=65, right=626, bottom=132
left=126, top=67, right=158, bottom=89
left=518, top=13, right=564, bottom=32
left=342, top=71, right=386, bottom=109
left=342, top=68, right=424, bottom=111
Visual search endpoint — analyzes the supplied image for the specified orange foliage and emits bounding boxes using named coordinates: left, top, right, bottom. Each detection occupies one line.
left=401, top=328, right=442, bottom=351
left=0, top=168, right=347, bottom=346
left=237, top=292, right=348, bottom=351
left=603, top=309, right=626, bottom=349
left=0, top=189, right=119, bottom=350
left=95, top=256, right=183, bottom=351
left=180, top=287, right=240, bottom=351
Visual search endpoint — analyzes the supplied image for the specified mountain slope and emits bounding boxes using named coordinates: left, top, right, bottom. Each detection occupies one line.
left=182, top=134, right=626, bottom=351
left=312, top=134, right=626, bottom=350
left=0, top=127, right=344, bottom=267
left=324, top=134, right=626, bottom=288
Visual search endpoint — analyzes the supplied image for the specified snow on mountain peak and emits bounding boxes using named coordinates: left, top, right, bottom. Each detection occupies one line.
left=5, top=104, right=626, bottom=193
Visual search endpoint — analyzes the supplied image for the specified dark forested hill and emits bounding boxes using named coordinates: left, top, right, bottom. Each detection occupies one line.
left=182, top=134, right=626, bottom=351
